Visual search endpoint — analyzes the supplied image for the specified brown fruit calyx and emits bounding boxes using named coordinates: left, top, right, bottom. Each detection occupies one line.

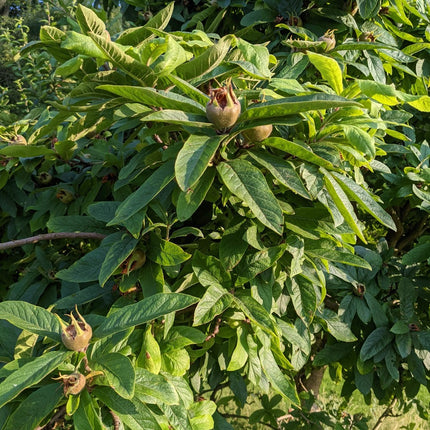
left=57, top=306, right=92, bottom=351
left=206, top=80, right=241, bottom=131
left=358, top=31, right=376, bottom=42
left=121, top=249, right=146, bottom=275
left=9, top=135, right=27, bottom=145
left=53, top=372, right=86, bottom=397
left=242, top=124, right=273, bottom=143
left=318, top=30, right=336, bottom=52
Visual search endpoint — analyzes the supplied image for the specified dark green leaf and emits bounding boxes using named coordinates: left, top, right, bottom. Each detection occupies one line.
left=360, top=327, right=393, bottom=361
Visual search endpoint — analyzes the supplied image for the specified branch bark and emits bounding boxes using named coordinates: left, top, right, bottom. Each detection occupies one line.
left=0, top=232, right=107, bottom=251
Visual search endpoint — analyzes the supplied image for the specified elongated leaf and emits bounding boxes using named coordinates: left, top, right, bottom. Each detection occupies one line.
left=176, top=35, right=232, bottom=81
left=331, top=171, right=396, bottom=230
left=94, top=386, right=162, bottom=429
left=76, top=4, right=106, bottom=35
left=47, top=216, right=109, bottom=234
left=259, top=348, right=299, bottom=405
left=177, top=169, right=215, bottom=221
left=360, top=327, right=393, bottom=361
left=234, top=295, right=277, bottom=336
left=264, top=137, right=334, bottom=169
left=92, top=352, right=135, bottom=399
left=286, top=277, right=317, bottom=326
left=343, top=126, right=375, bottom=158
left=94, top=293, right=198, bottom=338
left=219, top=220, right=248, bottom=270
left=167, top=74, right=210, bottom=106
left=246, top=150, right=311, bottom=199
left=307, top=51, right=343, bottom=95
left=98, top=85, right=205, bottom=114
left=235, top=245, right=286, bottom=285
left=73, top=390, right=105, bottom=430
left=176, top=135, right=221, bottom=191
left=61, top=31, right=107, bottom=58
left=116, top=2, right=174, bottom=45
left=3, top=383, right=63, bottom=430
left=237, top=94, right=360, bottom=123
left=306, top=248, right=371, bottom=269
left=357, top=0, right=381, bottom=19
left=227, top=326, right=249, bottom=371
left=99, top=234, right=138, bottom=286
left=0, top=351, right=70, bottom=408
left=323, top=170, right=366, bottom=242
left=142, top=110, right=210, bottom=128
left=192, top=251, right=231, bottom=288
left=110, top=160, right=175, bottom=225
left=217, top=159, right=284, bottom=234
left=0, top=301, right=61, bottom=342
left=0, top=146, right=54, bottom=157
left=193, top=285, right=233, bottom=326
left=146, top=234, right=191, bottom=267
left=134, top=368, right=179, bottom=405
left=89, top=34, right=155, bottom=86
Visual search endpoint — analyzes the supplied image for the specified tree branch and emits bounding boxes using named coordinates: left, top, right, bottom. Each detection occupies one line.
left=0, top=232, right=107, bottom=251
left=372, top=397, right=397, bottom=430
left=221, top=414, right=277, bottom=430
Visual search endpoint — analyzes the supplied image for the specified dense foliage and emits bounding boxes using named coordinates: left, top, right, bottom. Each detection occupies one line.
left=0, top=0, right=430, bottom=428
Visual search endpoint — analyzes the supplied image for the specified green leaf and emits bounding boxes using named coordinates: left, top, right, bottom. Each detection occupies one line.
left=93, top=386, right=163, bottom=429
left=176, top=135, right=221, bottom=191
left=407, top=96, right=430, bottom=112
left=99, top=234, right=138, bottom=287
left=3, top=383, right=63, bottom=430
left=176, top=35, right=232, bottom=81
left=193, top=285, right=233, bottom=326
left=234, top=38, right=271, bottom=79
left=0, top=351, right=70, bottom=408
left=322, top=170, right=366, bottom=242
left=236, top=94, right=360, bottom=123
left=358, top=80, right=398, bottom=106
left=259, top=348, right=299, bottom=405
left=146, top=234, right=191, bottom=267
left=192, top=251, right=231, bottom=288
left=177, top=168, right=215, bottom=221
left=227, top=326, right=249, bottom=371
left=116, top=2, right=174, bottom=45
left=167, top=75, right=210, bottom=106
left=0, top=301, right=61, bottom=342
left=246, top=150, right=311, bottom=199
left=219, top=220, right=248, bottom=270
left=217, top=159, right=284, bottom=234
left=76, top=4, right=106, bottom=35
left=110, top=160, right=175, bottom=225
left=0, top=146, right=55, bottom=158
left=235, top=245, right=287, bottom=285
left=97, top=85, right=205, bottom=114
left=357, top=0, right=381, bottom=19
left=360, top=327, right=393, bottom=361
left=55, top=55, right=84, bottom=77
left=137, top=325, right=162, bottom=374
left=319, top=310, right=357, bottom=342
left=402, top=242, right=430, bottom=265
left=263, top=137, right=334, bottom=169
left=134, top=368, right=179, bottom=405
left=61, top=31, right=107, bottom=58
left=161, top=347, right=190, bottom=376
left=331, top=172, right=396, bottom=231
left=234, top=295, right=277, bottom=336
left=142, top=110, right=210, bottom=128
left=56, top=245, right=108, bottom=283
left=396, top=333, right=412, bottom=358
left=92, top=352, right=135, bottom=399
left=307, top=51, right=343, bottom=95
left=73, top=390, right=105, bottom=430
left=343, top=126, right=375, bottom=158
left=286, top=277, right=317, bottom=326
left=47, top=216, right=109, bottom=234
left=89, top=34, right=155, bottom=86
left=306, top=248, right=371, bottom=269
left=94, top=293, right=198, bottom=338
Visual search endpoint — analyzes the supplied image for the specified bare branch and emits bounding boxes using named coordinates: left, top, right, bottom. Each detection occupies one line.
left=0, top=232, right=107, bottom=251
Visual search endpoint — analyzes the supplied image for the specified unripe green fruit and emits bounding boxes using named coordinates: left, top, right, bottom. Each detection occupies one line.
left=56, top=189, right=75, bottom=204
left=206, top=82, right=241, bottom=131
left=57, top=307, right=92, bottom=352
left=121, top=249, right=146, bottom=274
left=242, top=124, right=273, bottom=143
left=37, top=172, right=53, bottom=185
